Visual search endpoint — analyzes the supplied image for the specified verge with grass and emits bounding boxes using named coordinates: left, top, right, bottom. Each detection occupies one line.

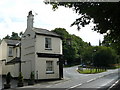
left=77, top=68, right=107, bottom=74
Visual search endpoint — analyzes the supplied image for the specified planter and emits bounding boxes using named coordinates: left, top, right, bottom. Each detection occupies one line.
left=17, top=82, right=24, bottom=87
left=4, top=84, right=11, bottom=89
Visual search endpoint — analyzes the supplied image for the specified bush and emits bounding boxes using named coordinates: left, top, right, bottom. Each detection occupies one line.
left=18, top=72, right=23, bottom=83
left=30, top=71, right=35, bottom=80
left=17, top=72, right=24, bottom=87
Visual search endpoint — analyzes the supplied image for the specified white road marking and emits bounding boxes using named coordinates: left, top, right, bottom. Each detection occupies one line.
left=107, top=80, right=120, bottom=90
left=46, top=85, right=52, bottom=87
left=87, top=78, right=96, bottom=83
left=66, top=83, right=82, bottom=90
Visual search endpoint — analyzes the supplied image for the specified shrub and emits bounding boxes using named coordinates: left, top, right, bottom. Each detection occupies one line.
left=18, top=72, right=23, bottom=83
left=6, top=72, right=12, bottom=84
left=30, top=71, right=35, bottom=80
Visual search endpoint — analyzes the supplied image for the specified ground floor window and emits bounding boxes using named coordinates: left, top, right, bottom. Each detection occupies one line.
left=46, top=61, right=54, bottom=74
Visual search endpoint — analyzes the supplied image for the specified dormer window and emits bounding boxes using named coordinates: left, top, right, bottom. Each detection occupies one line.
left=9, top=47, right=13, bottom=57
left=45, top=38, right=52, bottom=50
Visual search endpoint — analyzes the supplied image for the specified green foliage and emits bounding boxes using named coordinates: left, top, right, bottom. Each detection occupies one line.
left=46, top=2, right=120, bottom=55
left=102, top=34, right=120, bottom=55
left=52, top=28, right=89, bottom=65
left=81, top=46, right=118, bottom=67
left=4, top=32, right=21, bottom=40
left=4, top=35, right=10, bottom=39
left=30, top=71, right=35, bottom=80
left=18, top=72, right=23, bottom=83
left=77, top=68, right=106, bottom=74
left=6, top=72, right=12, bottom=84
left=93, top=46, right=118, bottom=67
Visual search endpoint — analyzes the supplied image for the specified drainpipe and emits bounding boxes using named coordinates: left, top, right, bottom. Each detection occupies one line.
left=19, top=44, right=21, bottom=73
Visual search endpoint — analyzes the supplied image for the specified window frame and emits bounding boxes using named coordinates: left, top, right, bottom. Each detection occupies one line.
left=45, top=37, right=52, bottom=50
left=46, top=61, right=54, bottom=74
left=8, top=47, right=13, bottom=57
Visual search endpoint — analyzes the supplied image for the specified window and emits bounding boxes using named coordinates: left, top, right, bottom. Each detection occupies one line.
left=9, top=47, right=13, bottom=57
left=46, top=61, right=54, bottom=74
left=45, top=38, right=51, bottom=49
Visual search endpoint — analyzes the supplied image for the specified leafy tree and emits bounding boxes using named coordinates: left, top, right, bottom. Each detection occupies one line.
left=52, top=28, right=89, bottom=65
left=46, top=2, right=120, bottom=54
left=102, top=34, right=120, bottom=55
left=4, top=32, right=21, bottom=40
left=93, top=46, right=118, bottom=67
left=10, top=32, right=20, bottom=40
left=4, top=35, right=10, bottom=39
left=81, top=46, right=94, bottom=65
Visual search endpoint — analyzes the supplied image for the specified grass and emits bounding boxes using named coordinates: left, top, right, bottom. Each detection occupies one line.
left=77, top=68, right=107, bottom=74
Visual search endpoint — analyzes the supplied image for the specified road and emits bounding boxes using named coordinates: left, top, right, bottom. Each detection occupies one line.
left=1, top=66, right=120, bottom=90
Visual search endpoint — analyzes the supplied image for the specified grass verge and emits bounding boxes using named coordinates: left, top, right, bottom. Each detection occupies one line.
left=77, top=68, right=107, bottom=74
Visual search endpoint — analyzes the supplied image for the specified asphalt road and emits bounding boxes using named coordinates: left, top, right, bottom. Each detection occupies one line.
left=1, top=66, right=120, bottom=90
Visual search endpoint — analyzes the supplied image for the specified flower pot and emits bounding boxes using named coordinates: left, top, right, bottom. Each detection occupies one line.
left=17, top=82, right=24, bottom=87
left=28, top=80, right=34, bottom=85
left=4, top=84, right=11, bottom=89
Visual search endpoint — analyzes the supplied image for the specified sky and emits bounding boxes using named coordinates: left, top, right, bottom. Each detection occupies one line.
left=0, top=0, right=104, bottom=46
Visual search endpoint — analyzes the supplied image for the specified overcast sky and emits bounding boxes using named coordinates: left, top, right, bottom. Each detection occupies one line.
left=0, top=0, right=104, bottom=46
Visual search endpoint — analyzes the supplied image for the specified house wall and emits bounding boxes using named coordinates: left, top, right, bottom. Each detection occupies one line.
left=35, top=35, right=62, bottom=79
left=4, top=64, right=19, bottom=77
left=0, top=44, right=1, bottom=60
left=1, top=40, right=7, bottom=60
left=0, top=40, right=7, bottom=75
left=35, top=57, right=59, bottom=79
left=21, top=29, right=35, bottom=79
left=35, top=35, right=62, bottom=54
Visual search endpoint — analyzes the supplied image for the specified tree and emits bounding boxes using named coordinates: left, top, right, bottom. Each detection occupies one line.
left=4, top=32, right=21, bottom=40
left=102, top=34, right=120, bottom=55
left=10, top=32, right=20, bottom=40
left=93, top=46, right=118, bottom=67
left=4, top=35, right=10, bottom=39
left=45, top=2, right=120, bottom=54
left=52, top=28, right=89, bottom=65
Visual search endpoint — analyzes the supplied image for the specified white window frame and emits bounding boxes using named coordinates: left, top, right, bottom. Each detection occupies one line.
left=9, top=47, right=13, bottom=57
left=45, top=38, right=52, bottom=50
left=46, top=61, right=54, bottom=74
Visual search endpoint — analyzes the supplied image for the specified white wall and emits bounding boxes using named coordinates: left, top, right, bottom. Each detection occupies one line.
left=35, top=35, right=62, bottom=54
left=5, top=64, right=19, bottom=77
left=35, top=57, right=59, bottom=79
left=21, top=29, right=35, bottom=79
left=1, top=40, right=7, bottom=60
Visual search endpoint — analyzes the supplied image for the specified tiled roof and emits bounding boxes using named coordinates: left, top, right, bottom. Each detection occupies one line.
left=4, top=39, right=21, bottom=46
left=32, top=27, right=62, bottom=38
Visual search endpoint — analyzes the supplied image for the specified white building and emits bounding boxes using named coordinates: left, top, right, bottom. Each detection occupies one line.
left=0, top=39, right=21, bottom=77
left=0, top=11, right=63, bottom=80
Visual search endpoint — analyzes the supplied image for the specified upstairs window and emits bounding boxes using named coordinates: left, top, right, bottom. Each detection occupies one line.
left=9, top=47, right=13, bottom=57
left=45, top=38, right=51, bottom=49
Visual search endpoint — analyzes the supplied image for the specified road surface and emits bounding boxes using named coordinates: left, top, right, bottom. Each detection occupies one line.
left=1, top=66, right=120, bottom=90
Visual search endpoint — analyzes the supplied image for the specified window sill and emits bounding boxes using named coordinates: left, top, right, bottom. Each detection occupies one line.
left=46, top=71, right=54, bottom=74
left=8, top=56, right=13, bottom=57
left=45, top=48, right=52, bottom=50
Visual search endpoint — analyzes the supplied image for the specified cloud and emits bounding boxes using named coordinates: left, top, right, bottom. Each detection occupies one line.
left=0, top=0, right=103, bottom=45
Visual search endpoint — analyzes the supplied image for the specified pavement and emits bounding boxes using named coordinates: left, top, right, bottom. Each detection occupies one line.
left=1, top=76, right=70, bottom=89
